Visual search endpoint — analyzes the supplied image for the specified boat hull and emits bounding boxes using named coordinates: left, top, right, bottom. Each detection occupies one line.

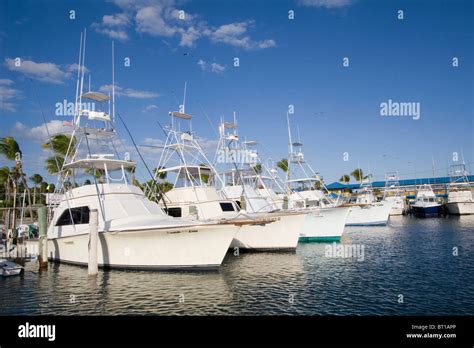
left=411, top=205, right=442, bottom=217
left=231, top=212, right=306, bottom=250
left=299, top=207, right=350, bottom=242
left=345, top=203, right=392, bottom=226
left=389, top=206, right=404, bottom=216
left=48, top=224, right=236, bottom=270
left=1, top=260, right=24, bottom=277
left=445, top=202, right=474, bottom=215
left=384, top=197, right=406, bottom=216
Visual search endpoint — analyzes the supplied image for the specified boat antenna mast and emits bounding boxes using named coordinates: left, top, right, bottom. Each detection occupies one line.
left=285, top=111, right=294, bottom=192
left=112, top=41, right=115, bottom=126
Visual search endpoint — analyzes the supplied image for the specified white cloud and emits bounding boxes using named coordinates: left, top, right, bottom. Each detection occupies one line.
left=97, top=28, right=129, bottom=41
left=196, top=137, right=219, bottom=154
left=97, top=0, right=276, bottom=50
left=0, top=79, right=22, bottom=112
left=138, top=137, right=165, bottom=156
left=13, top=120, right=73, bottom=143
left=197, top=59, right=226, bottom=74
left=4, top=58, right=72, bottom=84
left=210, top=21, right=276, bottom=49
left=92, top=13, right=131, bottom=41
left=103, top=13, right=130, bottom=26
left=298, top=0, right=353, bottom=8
left=99, top=84, right=160, bottom=99
left=66, top=63, right=89, bottom=74
left=179, top=26, right=202, bottom=47
left=136, top=5, right=178, bottom=37
left=142, top=104, right=159, bottom=113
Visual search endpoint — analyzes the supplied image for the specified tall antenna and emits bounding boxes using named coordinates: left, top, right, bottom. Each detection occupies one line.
left=286, top=112, right=293, bottom=186
left=74, top=31, right=83, bottom=125
left=182, top=81, right=187, bottom=113
left=432, top=156, right=436, bottom=178
left=88, top=74, right=91, bottom=92
left=112, top=41, right=115, bottom=125
left=78, top=28, right=87, bottom=119
left=233, top=111, right=237, bottom=136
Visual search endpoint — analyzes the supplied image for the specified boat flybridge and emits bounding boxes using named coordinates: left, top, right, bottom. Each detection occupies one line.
left=445, top=164, right=474, bottom=215
left=47, top=32, right=238, bottom=270
left=343, top=174, right=393, bottom=226
left=281, top=113, right=349, bottom=241
left=382, top=172, right=406, bottom=215
left=151, top=109, right=306, bottom=251
left=411, top=184, right=442, bottom=217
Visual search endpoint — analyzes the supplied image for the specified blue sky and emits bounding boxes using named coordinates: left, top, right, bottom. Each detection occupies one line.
left=0, top=0, right=472, bottom=185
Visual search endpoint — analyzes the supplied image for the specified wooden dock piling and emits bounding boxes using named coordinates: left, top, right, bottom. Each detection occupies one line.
left=38, top=206, right=48, bottom=269
left=88, top=209, right=99, bottom=276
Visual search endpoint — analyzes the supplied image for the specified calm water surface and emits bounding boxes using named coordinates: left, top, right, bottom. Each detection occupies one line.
left=1, top=215, right=473, bottom=315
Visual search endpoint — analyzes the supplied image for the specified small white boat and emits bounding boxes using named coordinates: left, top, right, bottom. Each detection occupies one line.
left=345, top=181, right=393, bottom=226
left=411, top=184, right=442, bottom=217
left=445, top=164, right=474, bottom=215
left=1, top=259, right=24, bottom=277
left=383, top=172, right=406, bottom=216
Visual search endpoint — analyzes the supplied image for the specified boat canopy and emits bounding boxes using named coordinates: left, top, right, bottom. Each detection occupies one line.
left=157, top=165, right=212, bottom=176
left=82, top=110, right=111, bottom=122
left=169, top=111, right=192, bottom=119
left=287, top=177, right=319, bottom=183
left=80, top=91, right=110, bottom=102
left=224, top=122, right=236, bottom=129
left=64, top=158, right=135, bottom=170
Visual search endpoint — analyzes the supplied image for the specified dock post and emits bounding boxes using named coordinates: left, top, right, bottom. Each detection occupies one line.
left=88, top=209, right=98, bottom=276
left=283, top=195, right=289, bottom=210
left=38, top=206, right=48, bottom=269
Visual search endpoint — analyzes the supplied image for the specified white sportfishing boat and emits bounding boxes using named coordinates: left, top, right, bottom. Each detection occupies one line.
left=152, top=109, right=306, bottom=251
left=214, top=114, right=349, bottom=243
left=345, top=176, right=392, bottom=226
left=47, top=33, right=238, bottom=270
left=445, top=164, right=474, bottom=215
left=383, top=172, right=406, bottom=215
left=411, top=184, right=442, bottom=217
left=281, top=114, right=349, bottom=241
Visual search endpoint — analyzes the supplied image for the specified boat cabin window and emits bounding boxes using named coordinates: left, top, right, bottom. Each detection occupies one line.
left=165, top=207, right=182, bottom=218
left=56, top=206, right=90, bottom=226
left=219, top=202, right=235, bottom=212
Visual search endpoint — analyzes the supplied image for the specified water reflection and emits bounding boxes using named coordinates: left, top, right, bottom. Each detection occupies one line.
left=1, top=216, right=473, bottom=315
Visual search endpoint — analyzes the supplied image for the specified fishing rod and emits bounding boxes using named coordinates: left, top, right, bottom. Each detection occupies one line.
left=116, top=112, right=168, bottom=210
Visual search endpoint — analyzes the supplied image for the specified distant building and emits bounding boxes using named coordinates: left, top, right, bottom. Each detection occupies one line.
left=326, top=175, right=474, bottom=198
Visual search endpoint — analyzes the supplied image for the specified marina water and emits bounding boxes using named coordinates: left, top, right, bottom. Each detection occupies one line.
left=2, top=215, right=473, bottom=316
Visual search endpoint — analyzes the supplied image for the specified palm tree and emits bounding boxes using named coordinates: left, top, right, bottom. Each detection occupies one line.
left=42, top=134, right=75, bottom=157
left=30, top=174, right=43, bottom=205
left=0, top=137, right=22, bottom=160
left=47, top=183, right=55, bottom=193
left=276, top=158, right=289, bottom=173
left=252, top=163, right=262, bottom=174
left=0, top=137, right=33, bottom=229
left=350, top=168, right=368, bottom=183
left=45, top=156, right=65, bottom=175
left=154, top=166, right=167, bottom=180
left=0, top=166, right=11, bottom=204
left=42, top=134, right=76, bottom=175
left=339, top=174, right=350, bottom=185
